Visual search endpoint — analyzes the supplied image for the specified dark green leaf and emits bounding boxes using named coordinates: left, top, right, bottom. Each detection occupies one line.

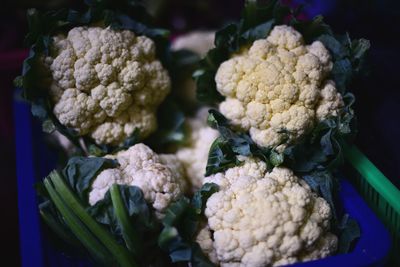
left=272, top=1, right=291, bottom=23
left=214, top=23, right=239, bottom=51
left=320, top=129, right=334, bottom=156
left=205, top=137, right=242, bottom=176
left=351, top=38, right=370, bottom=60
left=194, top=48, right=226, bottom=104
left=159, top=198, right=198, bottom=261
left=162, top=197, right=191, bottom=228
left=158, top=227, right=191, bottom=261
left=317, top=34, right=349, bottom=60
left=48, top=171, right=138, bottom=267
left=42, top=176, right=116, bottom=266
left=146, top=98, right=187, bottom=148
left=332, top=59, right=353, bottom=94
left=171, top=49, right=201, bottom=69
left=292, top=15, right=333, bottom=43
left=169, top=242, right=192, bottom=262
left=240, top=20, right=274, bottom=45
left=205, top=110, right=285, bottom=175
left=160, top=185, right=218, bottom=265
left=302, top=171, right=337, bottom=219
left=115, top=128, right=140, bottom=152
left=87, top=184, right=162, bottom=267
left=350, top=38, right=370, bottom=74
left=113, top=185, right=151, bottom=255
left=191, top=183, right=219, bottom=215
left=39, top=200, right=82, bottom=249
left=337, top=214, right=360, bottom=254
left=207, top=109, right=228, bottom=128
left=62, top=157, right=118, bottom=203
left=191, top=242, right=216, bottom=267
left=165, top=199, right=198, bottom=242
left=241, top=0, right=278, bottom=31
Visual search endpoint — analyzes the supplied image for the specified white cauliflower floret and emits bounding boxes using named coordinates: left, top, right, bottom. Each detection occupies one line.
left=316, top=81, right=344, bottom=120
left=202, top=157, right=338, bottom=266
left=159, top=154, right=188, bottom=194
left=176, top=108, right=219, bottom=189
left=88, top=144, right=186, bottom=218
left=45, top=26, right=170, bottom=146
left=196, top=224, right=220, bottom=265
left=215, top=25, right=344, bottom=150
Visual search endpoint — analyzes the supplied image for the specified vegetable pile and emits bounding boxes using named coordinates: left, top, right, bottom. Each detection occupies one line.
left=17, top=0, right=370, bottom=266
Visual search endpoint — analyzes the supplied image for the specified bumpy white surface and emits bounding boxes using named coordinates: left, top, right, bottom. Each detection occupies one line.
left=196, top=224, right=220, bottom=265
left=89, top=144, right=186, bottom=218
left=176, top=108, right=219, bottom=189
left=44, top=26, right=171, bottom=145
left=200, top=157, right=338, bottom=266
left=215, top=25, right=344, bottom=150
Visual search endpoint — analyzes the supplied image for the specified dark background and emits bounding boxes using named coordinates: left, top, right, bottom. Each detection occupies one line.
left=1, top=0, right=399, bottom=265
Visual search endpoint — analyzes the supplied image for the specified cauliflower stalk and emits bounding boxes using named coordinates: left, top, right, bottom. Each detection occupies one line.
left=198, top=157, right=338, bottom=266
left=215, top=25, right=344, bottom=150
left=176, top=108, right=219, bottom=189
left=44, top=26, right=171, bottom=146
left=89, top=143, right=187, bottom=218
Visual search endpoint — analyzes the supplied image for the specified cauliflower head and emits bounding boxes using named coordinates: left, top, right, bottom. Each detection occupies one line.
left=176, top=108, right=219, bottom=189
left=215, top=25, right=344, bottom=150
left=43, top=26, right=171, bottom=145
left=201, top=157, right=338, bottom=266
left=89, top=143, right=186, bottom=218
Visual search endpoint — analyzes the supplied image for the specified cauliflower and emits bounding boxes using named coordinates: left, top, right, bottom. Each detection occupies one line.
left=199, top=157, right=337, bottom=266
left=43, top=26, right=171, bottom=146
left=196, top=224, right=220, bottom=265
left=176, top=108, right=219, bottom=189
left=215, top=25, right=344, bottom=150
left=89, top=143, right=186, bottom=218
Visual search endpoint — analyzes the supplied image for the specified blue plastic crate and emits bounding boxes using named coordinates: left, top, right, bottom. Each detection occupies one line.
left=14, top=98, right=391, bottom=267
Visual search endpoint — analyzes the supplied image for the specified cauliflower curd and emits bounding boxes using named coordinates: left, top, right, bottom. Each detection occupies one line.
left=89, top=144, right=186, bottom=218
left=44, top=26, right=171, bottom=145
left=199, top=157, right=338, bottom=266
left=176, top=108, right=219, bottom=189
left=215, top=25, right=344, bottom=150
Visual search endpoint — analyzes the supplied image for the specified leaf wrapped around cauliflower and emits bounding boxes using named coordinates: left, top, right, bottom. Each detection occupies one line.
left=45, top=26, right=170, bottom=146
left=89, top=143, right=187, bottom=218
left=215, top=25, right=343, bottom=151
left=37, top=149, right=182, bottom=266
left=199, top=157, right=338, bottom=266
left=195, top=0, right=369, bottom=174
left=17, top=1, right=172, bottom=154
